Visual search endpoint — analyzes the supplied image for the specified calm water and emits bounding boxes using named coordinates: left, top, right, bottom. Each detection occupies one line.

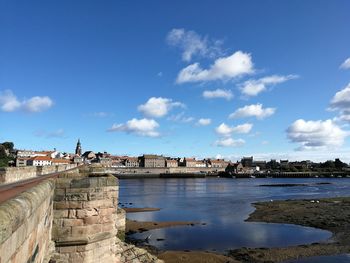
left=119, top=177, right=350, bottom=255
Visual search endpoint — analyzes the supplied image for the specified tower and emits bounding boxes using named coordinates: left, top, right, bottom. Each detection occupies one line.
left=75, top=139, right=82, bottom=156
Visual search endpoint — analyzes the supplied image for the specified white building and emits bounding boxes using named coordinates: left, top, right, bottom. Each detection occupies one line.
left=27, top=156, right=52, bottom=166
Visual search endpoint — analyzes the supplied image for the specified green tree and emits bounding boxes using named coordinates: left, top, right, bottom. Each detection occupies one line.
left=2, top=142, right=14, bottom=151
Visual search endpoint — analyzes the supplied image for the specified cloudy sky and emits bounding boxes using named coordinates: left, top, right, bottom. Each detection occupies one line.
left=1, top=1, right=350, bottom=161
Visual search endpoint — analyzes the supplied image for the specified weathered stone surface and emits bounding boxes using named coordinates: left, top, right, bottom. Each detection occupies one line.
left=1, top=168, right=162, bottom=263
left=0, top=179, right=54, bottom=263
left=53, top=173, right=122, bottom=263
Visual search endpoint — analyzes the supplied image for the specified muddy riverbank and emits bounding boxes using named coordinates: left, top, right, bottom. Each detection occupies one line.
left=229, top=197, right=350, bottom=262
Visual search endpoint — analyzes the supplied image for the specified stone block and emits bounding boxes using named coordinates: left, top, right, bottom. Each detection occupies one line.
left=83, top=216, right=100, bottom=225
left=54, top=209, right=69, bottom=218
left=62, top=219, right=84, bottom=227
left=54, top=201, right=83, bottom=209
left=65, top=193, right=88, bottom=201
left=68, top=209, right=76, bottom=219
left=76, top=208, right=98, bottom=218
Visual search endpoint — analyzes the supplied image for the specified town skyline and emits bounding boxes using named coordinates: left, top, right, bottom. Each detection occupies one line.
left=1, top=1, right=350, bottom=162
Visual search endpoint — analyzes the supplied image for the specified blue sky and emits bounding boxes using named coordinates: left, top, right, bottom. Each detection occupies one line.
left=1, top=0, right=350, bottom=161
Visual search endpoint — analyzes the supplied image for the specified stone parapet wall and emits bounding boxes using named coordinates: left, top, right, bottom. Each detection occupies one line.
left=0, top=166, right=37, bottom=184
left=0, top=164, right=78, bottom=184
left=0, top=179, right=55, bottom=263
left=37, top=164, right=78, bottom=176
left=0, top=166, right=163, bottom=263
left=52, top=172, right=120, bottom=263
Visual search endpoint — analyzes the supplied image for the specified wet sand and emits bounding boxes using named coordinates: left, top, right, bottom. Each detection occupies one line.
left=124, top=207, right=161, bottom=213
left=126, top=219, right=200, bottom=233
left=229, top=197, right=350, bottom=262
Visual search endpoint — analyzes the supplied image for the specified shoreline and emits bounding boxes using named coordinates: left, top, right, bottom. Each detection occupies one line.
left=124, top=197, right=350, bottom=262
left=228, top=197, right=350, bottom=262
left=126, top=219, right=200, bottom=234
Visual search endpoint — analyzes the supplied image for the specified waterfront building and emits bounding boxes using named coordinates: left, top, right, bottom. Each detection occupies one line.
left=209, top=159, right=229, bottom=168
left=125, top=157, right=139, bottom=167
left=140, top=154, right=165, bottom=168
left=195, top=160, right=207, bottom=168
left=166, top=159, right=178, bottom=167
left=27, top=156, right=52, bottom=166
left=184, top=158, right=197, bottom=167
left=16, top=157, right=29, bottom=167
left=16, top=150, right=36, bottom=158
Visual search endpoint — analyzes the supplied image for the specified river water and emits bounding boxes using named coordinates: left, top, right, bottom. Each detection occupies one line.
left=119, top=177, right=350, bottom=260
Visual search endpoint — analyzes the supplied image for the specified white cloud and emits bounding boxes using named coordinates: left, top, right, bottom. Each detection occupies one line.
left=214, top=137, right=245, bottom=147
left=197, top=118, right=211, bottom=126
left=240, top=74, right=298, bottom=97
left=22, top=96, right=53, bottom=112
left=138, top=97, right=185, bottom=118
left=229, top=103, right=276, bottom=120
left=107, top=118, right=160, bottom=137
left=329, top=83, right=350, bottom=121
left=166, top=28, right=223, bottom=62
left=215, top=123, right=253, bottom=136
left=0, top=90, right=21, bottom=112
left=0, top=90, right=53, bottom=113
left=202, top=89, right=233, bottom=100
left=340, top=57, right=350, bottom=70
left=231, top=123, right=253, bottom=134
left=287, top=119, right=349, bottom=150
left=176, top=51, right=254, bottom=84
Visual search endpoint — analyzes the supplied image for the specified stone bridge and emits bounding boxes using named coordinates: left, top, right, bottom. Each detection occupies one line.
left=0, top=165, right=162, bottom=263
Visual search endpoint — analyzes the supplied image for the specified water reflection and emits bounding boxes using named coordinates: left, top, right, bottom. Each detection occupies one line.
left=120, top=178, right=350, bottom=252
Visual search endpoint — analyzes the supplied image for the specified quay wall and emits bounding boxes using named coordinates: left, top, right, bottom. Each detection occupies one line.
left=104, top=166, right=225, bottom=176
left=0, top=164, right=78, bottom=184
left=0, top=179, right=55, bottom=263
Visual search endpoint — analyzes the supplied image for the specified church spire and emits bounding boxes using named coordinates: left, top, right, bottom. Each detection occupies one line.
left=75, top=139, right=82, bottom=156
